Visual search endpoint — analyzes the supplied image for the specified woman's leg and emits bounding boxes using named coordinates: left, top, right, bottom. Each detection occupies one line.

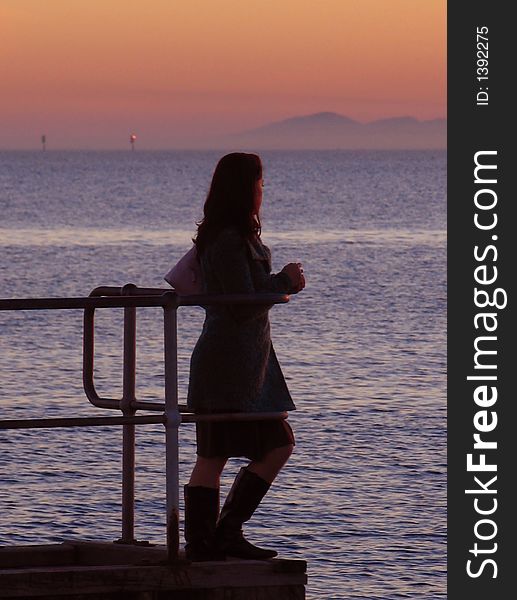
left=247, top=443, right=294, bottom=483
left=188, top=455, right=228, bottom=488
left=184, top=456, right=228, bottom=561
left=215, top=444, right=294, bottom=559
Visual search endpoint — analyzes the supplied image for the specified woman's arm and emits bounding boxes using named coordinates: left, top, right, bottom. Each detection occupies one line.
left=258, top=269, right=293, bottom=294
left=263, top=263, right=305, bottom=295
left=209, top=229, right=281, bottom=322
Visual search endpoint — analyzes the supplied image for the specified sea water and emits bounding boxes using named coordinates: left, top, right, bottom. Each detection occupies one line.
left=0, top=150, right=446, bottom=599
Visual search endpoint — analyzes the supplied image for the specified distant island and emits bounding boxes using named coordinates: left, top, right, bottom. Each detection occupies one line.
left=210, top=112, right=446, bottom=150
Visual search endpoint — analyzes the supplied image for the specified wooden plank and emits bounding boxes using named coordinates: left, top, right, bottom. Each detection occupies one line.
left=1, top=585, right=305, bottom=600
left=0, top=544, right=76, bottom=569
left=0, top=542, right=306, bottom=598
left=70, top=541, right=169, bottom=566
left=0, top=562, right=307, bottom=597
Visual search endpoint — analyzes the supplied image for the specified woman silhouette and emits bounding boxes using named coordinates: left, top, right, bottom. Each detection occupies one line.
left=184, top=152, right=305, bottom=561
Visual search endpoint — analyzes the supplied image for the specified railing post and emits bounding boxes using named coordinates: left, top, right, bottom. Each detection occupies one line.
left=120, top=284, right=137, bottom=544
left=163, top=292, right=180, bottom=562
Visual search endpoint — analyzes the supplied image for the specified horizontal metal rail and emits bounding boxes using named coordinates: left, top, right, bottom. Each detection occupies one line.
left=0, top=411, right=288, bottom=430
left=88, top=284, right=290, bottom=308
left=0, top=415, right=166, bottom=430
left=0, top=290, right=289, bottom=311
left=0, top=295, right=171, bottom=311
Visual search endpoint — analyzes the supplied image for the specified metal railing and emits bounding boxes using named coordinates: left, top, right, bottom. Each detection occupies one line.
left=0, top=285, right=290, bottom=561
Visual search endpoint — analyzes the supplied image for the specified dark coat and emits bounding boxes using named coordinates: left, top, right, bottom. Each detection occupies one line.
left=187, top=227, right=296, bottom=414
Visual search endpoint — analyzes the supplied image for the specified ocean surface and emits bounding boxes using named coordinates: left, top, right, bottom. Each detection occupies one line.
left=0, top=150, right=446, bottom=599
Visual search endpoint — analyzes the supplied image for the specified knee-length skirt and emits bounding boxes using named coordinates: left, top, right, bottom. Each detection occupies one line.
left=196, top=418, right=295, bottom=461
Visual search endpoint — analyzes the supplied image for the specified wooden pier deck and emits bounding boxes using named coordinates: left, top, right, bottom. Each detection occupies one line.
left=0, top=541, right=307, bottom=599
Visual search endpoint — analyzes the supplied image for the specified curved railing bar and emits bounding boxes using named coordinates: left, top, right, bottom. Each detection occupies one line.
left=83, top=306, right=120, bottom=410
left=82, top=285, right=290, bottom=418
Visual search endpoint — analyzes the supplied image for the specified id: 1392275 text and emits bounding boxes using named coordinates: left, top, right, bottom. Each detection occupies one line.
left=476, top=26, right=489, bottom=106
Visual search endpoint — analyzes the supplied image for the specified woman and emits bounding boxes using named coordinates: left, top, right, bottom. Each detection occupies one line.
left=185, top=152, right=305, bottom=562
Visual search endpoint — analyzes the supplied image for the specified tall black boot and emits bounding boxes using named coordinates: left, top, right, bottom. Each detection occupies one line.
left=184, top=484, right=225, bottom=561
left=215, top=467, right=278, bottom=560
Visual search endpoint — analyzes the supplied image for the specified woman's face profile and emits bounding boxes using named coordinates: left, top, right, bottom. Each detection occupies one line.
left=254, top=177, right=264, bottom=215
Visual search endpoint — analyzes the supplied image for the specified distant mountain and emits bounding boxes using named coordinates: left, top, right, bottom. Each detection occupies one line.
left=216, top=112, right=446, bottom=150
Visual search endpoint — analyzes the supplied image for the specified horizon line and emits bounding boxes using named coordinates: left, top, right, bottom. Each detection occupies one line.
left=0, top=146, right=447, bottom=152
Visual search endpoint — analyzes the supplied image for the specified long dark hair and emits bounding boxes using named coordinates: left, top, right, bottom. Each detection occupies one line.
left=194, top=152, right=262, bottom=255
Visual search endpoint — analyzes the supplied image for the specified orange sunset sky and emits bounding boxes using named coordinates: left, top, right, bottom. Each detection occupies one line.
left=1, top=0, right=446, bottom=149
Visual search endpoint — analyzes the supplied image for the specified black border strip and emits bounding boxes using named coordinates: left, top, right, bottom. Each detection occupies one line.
left=448, top=2, right=515, bottom=596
